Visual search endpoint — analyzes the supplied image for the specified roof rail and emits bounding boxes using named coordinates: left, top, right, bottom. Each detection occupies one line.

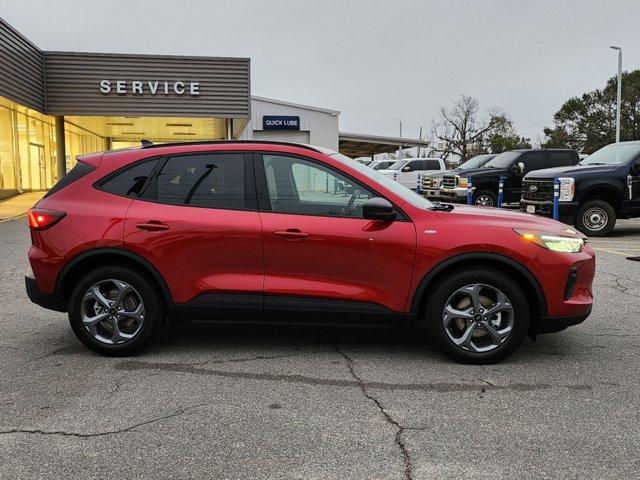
left=139, top=139, right=320, bottom=152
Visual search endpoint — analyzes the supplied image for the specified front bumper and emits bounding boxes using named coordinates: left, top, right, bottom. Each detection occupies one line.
left=25, top=274, right=64, bottom=312
left=520, top=199, right=579, bottom=225
left=439, top=187, right=469, bottom=204
left=538, top=307, right=592, bottom=333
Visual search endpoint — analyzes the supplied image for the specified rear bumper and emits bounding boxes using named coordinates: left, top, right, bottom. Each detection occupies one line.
left=537, top=307, right=592, bottom=333
left=25, top=274, right=64, bottom=312
left=520, top=199, right=579, bottom=225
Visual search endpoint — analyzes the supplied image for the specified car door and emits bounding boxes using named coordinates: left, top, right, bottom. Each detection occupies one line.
left=506, top=152, right=546, bottom=202
left=629, top=159, right=640, bottom=214
left=256, top=152, right=416, bottom=323
left=123, top=151, right=264, bottom=320
left=399, top=160, right=423, bottom=189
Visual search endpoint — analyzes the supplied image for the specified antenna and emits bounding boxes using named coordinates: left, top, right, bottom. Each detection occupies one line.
left=141, top=139, right=153, bottom=147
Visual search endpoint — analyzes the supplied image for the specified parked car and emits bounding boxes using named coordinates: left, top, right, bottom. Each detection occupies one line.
left=520, top=141, right=640, bottom=236
left=26, top=141, right=594, bottom=364
left=370, top=160, right=395, bottom=170
left=420, top=154, right=496, bottom=199
left=378, top=157, right=446, bottom=189
left=439, top=149, right=579, bottom=207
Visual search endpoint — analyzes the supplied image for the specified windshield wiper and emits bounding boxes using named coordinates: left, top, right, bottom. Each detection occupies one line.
left=430, top=202, right=454, bottom=212
left=581, top=162, right=607, bottom=166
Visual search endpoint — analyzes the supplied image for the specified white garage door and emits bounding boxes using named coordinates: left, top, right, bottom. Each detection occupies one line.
left=252, top=130, right=311, bottom=145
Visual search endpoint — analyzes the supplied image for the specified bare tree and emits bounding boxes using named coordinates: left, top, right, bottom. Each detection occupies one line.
left=431, top=95, right=509, bottom=163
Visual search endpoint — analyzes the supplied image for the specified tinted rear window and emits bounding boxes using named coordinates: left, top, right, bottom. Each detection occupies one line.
left=549, top=152, right=574, bottom=167
left=423, top=160, right=441, bottom=170
left=44, top=161, right=96, bottom=198
left=99, top=159, right=158, bottom=198
left=155, top=153, right=245, bottom=209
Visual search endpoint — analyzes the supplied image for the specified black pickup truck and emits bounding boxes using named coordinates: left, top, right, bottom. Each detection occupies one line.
left=439, top=149, right=579, bottom=207
left=520, top=141, right=640, bottom=236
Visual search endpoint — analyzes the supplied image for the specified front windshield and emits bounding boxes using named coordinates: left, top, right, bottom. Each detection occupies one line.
left=579, top=143, right=640, bottom=166
left=387, top=160, right=408, bottom=170
left=459, top=154, right=494, bottom=171
left=483, top=151, right=521, bottom=168
left=325, top=151, right=434, bottom=210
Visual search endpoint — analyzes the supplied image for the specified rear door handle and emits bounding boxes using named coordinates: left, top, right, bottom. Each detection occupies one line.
left=136, top=221, right=170, bottom=232
left=274, top=229, right=309, bottom=240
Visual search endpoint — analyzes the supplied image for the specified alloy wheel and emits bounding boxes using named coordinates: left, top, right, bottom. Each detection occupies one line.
left=81, top=279, right=145, bottom=345
left=442, top=283, right=514, bottom=353
left=475, top=195, right=494, bottom=207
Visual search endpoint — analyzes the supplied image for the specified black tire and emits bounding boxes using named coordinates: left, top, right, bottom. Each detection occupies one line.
left=474, top=190, right=498, bottom=207
left=424, top=268, right=530, bottom=364
left=68, top=264, right=166, bottom=356
left=574, top=199, right=616, bottom=237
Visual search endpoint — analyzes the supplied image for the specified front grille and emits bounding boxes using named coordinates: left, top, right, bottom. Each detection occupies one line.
left=442, top=175, right=457, bottom=189
left=522, top=178, right=554, bottom=201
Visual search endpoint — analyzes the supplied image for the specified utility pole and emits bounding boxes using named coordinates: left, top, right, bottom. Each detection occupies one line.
left=396, top=119, right=403, bottom=160
left=417, top=125, right=423, bottom=157
left=610, top=46, right=622, bottom=143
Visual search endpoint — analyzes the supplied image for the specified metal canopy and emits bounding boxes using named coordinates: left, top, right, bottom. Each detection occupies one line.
left=338, top=131, right=430, bottom=158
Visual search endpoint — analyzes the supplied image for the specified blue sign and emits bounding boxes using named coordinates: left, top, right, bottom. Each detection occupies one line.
left=263, top=115, right=300, bottom=131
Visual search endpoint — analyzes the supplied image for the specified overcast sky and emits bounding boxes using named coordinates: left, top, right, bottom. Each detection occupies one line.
left=2, top=0, right=639, bottom=143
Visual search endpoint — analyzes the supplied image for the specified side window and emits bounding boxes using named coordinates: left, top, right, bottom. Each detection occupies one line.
left=156, top=153, right=245, bottom=209
left=549, top=152, right=573, bottom=167
left=100, top=159, right=157, bottom=198
left=405, top=160, right=421, bottom=172
left=521, top=153, right=545, bottom=173
left=262, top=154, right=374, bottom=218
left=423, top=159, right=441, bottom=170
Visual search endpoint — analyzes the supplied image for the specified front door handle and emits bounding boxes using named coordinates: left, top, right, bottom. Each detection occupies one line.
left=274, top=229, right=309, bottom=240
left=136, top=221, right=170, bottom=232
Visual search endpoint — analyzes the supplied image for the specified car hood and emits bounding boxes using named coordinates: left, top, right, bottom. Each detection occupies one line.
left=525, top=164, right=618, bottom=178
left=456, top=166, right=506, bottom=178
left=429, top=205, right=585, bottom=237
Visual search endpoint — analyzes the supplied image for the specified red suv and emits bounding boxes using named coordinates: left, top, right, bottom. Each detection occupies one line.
left=25, top=142, right=595, bottom=363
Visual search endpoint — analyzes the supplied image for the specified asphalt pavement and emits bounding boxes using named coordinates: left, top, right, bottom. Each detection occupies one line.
left=1, top=217, right=639, bottom=479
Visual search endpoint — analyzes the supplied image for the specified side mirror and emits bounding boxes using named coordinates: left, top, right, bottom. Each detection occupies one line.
left=633, top=163, right=640, bottom=176
left=402, top=166, right=411, bottom=172
left=362, top=197, right=397, bottom=222
left=512, top=162, right=524, bottom=175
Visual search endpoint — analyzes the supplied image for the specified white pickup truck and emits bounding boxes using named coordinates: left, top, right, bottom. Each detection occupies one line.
left=378, top=158, right=446, bottom=189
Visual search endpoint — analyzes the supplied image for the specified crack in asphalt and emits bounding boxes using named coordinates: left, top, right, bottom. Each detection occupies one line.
left=598, top=271, right=640, bottom=300
left=332, top=343, right=414, bottom=480
left=114, top=360, right=592, bottom=392
left=0, top=403, right=206, bottom=438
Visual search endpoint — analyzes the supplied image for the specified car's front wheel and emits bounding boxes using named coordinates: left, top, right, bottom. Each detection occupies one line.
left=425, top=268, right=530, bottom=364
left=68, top=265, right=166, bottom=356
left=474, top=190, right=497, bottom=207
left=575, top=199, right=616, bottom=236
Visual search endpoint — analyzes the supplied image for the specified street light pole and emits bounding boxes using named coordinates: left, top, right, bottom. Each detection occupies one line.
left=396, top=118, right=403, bottom=160
left=610, top=46, right=622, bottom=143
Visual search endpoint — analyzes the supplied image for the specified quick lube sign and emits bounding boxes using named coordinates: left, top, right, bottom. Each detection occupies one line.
left=99, top=80, right=200, bottom=96
left=263, top=116, right=300, bottom=130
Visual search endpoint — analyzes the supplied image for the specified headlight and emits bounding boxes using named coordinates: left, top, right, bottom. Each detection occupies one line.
left=458, top=177, right=469, bottom=188
left=558, top=178, right=575, bottom=201
left=514, top=229, right=585, bottom=253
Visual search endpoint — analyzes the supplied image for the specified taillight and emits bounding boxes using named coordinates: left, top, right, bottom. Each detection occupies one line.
left=27, top=208, right=66, bottom=230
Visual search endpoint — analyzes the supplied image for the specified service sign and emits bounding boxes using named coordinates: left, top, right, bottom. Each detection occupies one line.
left=263, top=115, right=300, bottom=131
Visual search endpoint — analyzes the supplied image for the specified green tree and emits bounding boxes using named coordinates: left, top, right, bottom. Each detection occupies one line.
left=543, top=70, right=640, bottom=153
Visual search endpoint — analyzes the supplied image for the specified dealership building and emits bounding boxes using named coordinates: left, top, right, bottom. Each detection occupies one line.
left=0, top=17, right=427, bottom=199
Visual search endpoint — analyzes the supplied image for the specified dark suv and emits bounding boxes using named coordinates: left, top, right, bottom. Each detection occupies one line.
left=439, top=149, right=580, bottom=207
left=521, top=141, right=640, bottom=236
left=25, top=141, right=594, bottom=364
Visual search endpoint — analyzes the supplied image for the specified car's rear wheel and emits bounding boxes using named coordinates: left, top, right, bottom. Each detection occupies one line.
left=474, top=190, right=497, bottom=207
left=68, top=265, right=165, bottom=356
left=575, top=199, right=616, bottom=237
left=425, top=268, right=530, bottom=364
